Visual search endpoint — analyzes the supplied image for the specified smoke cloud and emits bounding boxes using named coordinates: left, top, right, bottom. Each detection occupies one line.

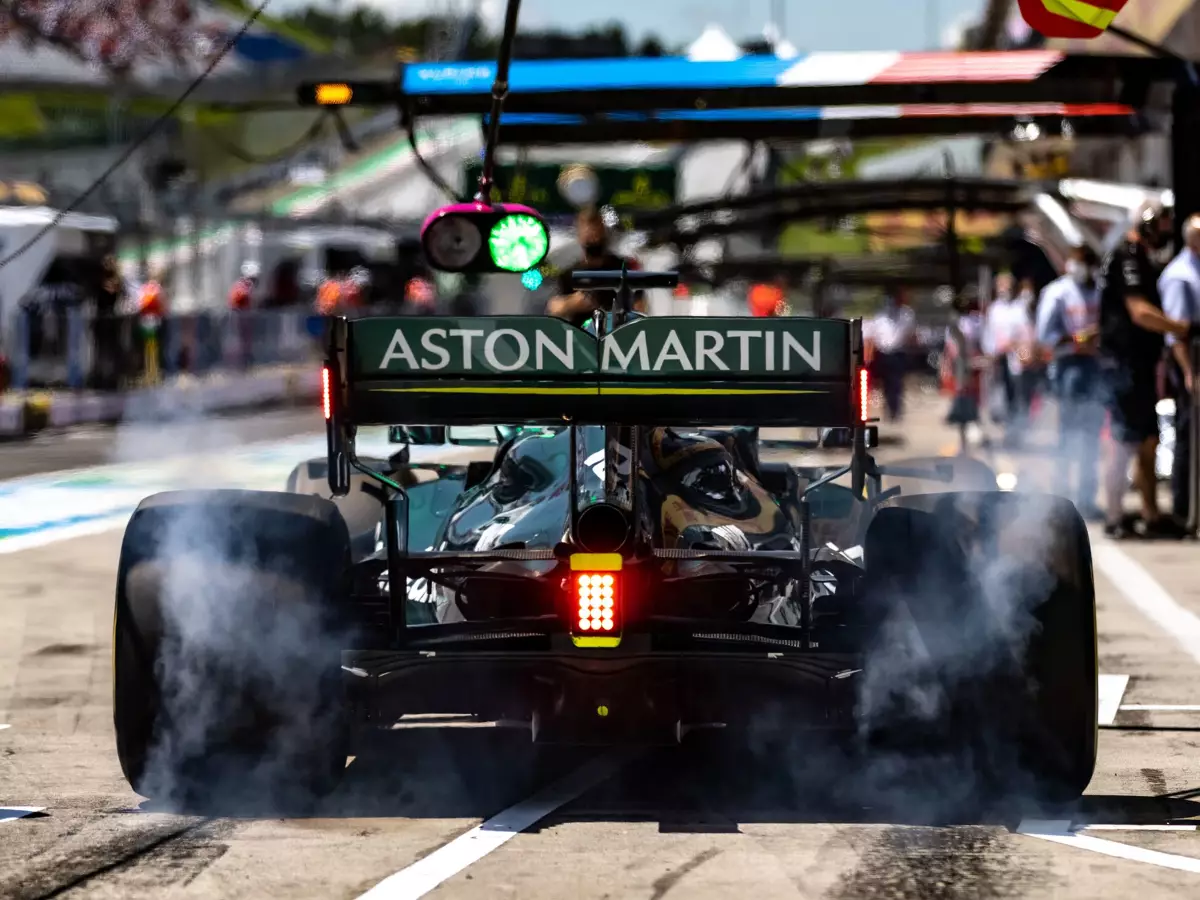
left=106, top=386, right=351, bottom=813
left=132, top=494, right=353, bottom=814
left=744, top=490, right=1079, bottom=824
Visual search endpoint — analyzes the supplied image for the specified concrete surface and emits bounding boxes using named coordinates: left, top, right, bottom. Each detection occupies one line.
left=1, top=385, right=1199, bottom=899
left=0, top=366, right=321, bottom=439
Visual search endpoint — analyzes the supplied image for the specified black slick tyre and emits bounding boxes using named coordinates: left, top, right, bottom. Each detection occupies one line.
left=113, top=489, right=353, bottom=808
left=862, top=491, right=1098, bottom=804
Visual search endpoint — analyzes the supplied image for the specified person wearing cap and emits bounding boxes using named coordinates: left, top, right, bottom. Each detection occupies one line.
left=1158, top=212, right=1200, bottom=523
left=1098, top=202, right=1199, bottom=539
left=1037, top=244, right=1103, bottom=518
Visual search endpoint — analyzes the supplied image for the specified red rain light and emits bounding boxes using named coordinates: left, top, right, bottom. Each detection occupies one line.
left=859, top=367, right=869, bottom=422
left=322, top=365, right=332, bottom=420
left=574, top=572, right=618, bottom=633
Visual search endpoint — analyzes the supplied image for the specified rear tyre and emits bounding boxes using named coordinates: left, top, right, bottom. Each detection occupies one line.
left=113, top=490, right=353, bottom=807
left=861, top=492, right=1097, bottom=804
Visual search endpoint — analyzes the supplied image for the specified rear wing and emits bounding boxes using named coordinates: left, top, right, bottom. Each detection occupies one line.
left=324, top=315, right=863, bottom=430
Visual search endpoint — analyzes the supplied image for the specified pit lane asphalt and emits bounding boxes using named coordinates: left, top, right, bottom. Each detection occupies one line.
left=0, top=406, right=321, bottom=481
left=2, top=386, right=1200, bottom=899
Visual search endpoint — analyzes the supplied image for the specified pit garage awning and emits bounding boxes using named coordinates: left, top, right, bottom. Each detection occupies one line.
left=675, top=249, right=1002, bottom=289
left=625, top=176, right=1034, bottom=247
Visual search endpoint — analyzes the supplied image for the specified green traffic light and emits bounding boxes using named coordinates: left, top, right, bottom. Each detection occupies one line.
left=489, top=214, right=549, bottom=273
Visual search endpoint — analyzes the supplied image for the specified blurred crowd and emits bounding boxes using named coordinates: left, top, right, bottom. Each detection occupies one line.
left=869, top=203, right=1200, bottom=542
left=0, top=0, right=224, bottom=73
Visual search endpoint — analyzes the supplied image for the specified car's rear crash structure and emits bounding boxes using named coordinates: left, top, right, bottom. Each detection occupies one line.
left=113, top=295, right=1099, bottom=805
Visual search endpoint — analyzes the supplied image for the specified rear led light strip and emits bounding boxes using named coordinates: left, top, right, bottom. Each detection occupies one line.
left=576, top=573, right=616, bottom=632
left=322, top=366, right=332, bottom=420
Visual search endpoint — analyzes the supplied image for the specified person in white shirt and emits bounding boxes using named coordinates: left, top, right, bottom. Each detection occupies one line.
left=983, top=272, right=1036, bottom=444
left=1037, top=245, right=1103, bottom=518
left=864, top=284, right=916, bottom=421
left=1158, top=214, right=1200, bottom=521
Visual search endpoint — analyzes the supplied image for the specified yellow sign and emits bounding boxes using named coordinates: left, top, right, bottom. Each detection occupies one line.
left=865, top=210, right=1011, bottom=252
left=504, top=170, right=552, bottom=207
left=610, top=173, right=673, bottom=210
left=315, top=83, right=353, bottom=106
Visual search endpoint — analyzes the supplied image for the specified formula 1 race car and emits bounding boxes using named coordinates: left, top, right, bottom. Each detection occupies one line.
left=112, top=290, right=1099, bottom=807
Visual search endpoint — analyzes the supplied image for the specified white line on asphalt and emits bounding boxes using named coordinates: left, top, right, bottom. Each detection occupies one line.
left=0, top=807, right=44, bottom=823
left=1098, top=674, right=1130, bottom=726
left=1082, top=825, right=1198, bottom=832
left=1122, top=705, right=1200, bottom=712
left=355, top=752, right=635, bottom=900
left=1092, top=543, right=1200, bottom=666
left=1019, top=820, right=1200, bottom=873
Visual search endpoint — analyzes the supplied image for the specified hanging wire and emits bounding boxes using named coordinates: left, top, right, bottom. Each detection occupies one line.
left=0, top=0, right=275, bottom=270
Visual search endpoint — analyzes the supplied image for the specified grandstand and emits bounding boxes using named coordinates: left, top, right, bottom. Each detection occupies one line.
left=0, top=0, right=393, bottom=223
left=0, top=0, right=319, bottom=83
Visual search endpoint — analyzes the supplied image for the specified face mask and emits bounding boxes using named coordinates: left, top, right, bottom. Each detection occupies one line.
left=1142, top=224, right=1170, bottom=251
left=582, top=241, right=606, bottom=258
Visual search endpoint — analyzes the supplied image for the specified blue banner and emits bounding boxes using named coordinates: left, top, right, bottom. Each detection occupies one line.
left=402, top=56, right=797, bottom=95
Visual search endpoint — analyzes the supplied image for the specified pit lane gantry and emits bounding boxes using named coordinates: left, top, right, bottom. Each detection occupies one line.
left=297, top=45, right=1198, bottom=250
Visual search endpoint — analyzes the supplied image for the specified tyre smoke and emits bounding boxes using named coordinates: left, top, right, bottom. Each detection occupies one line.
left=125, top=490, right=355, bottom=815
left=745, top=490, right=1089, bottom=823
